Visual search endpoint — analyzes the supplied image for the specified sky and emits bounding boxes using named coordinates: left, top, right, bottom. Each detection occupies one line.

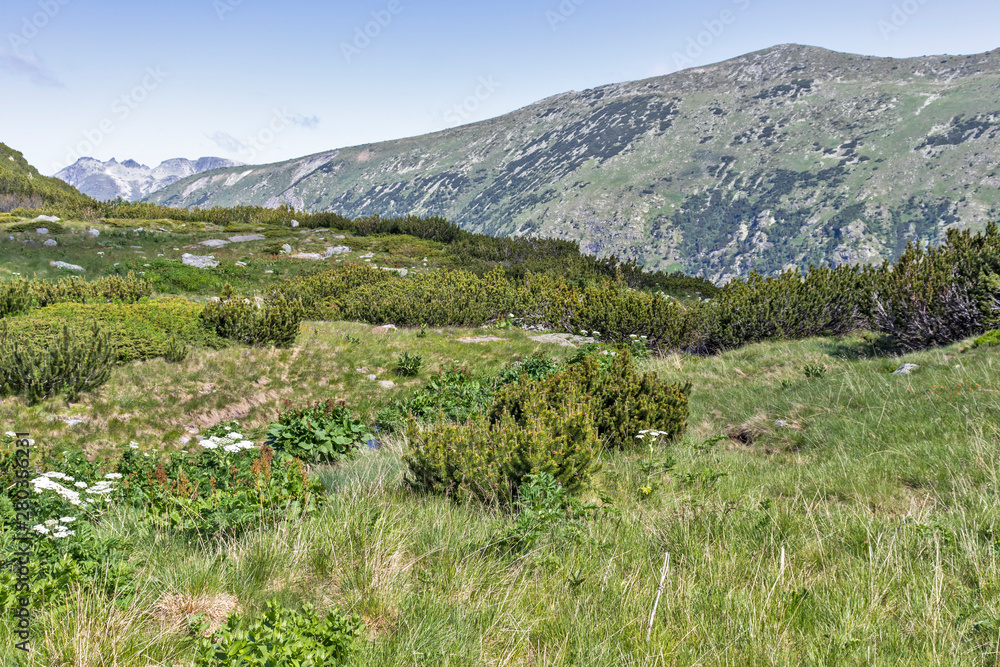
left=1, top=0, right=998, bottom=176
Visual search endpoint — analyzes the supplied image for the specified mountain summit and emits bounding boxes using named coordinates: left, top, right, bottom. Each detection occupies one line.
left=56, top=156, right=242, bottom=202
left=146, top=44, right=1000, bottom=280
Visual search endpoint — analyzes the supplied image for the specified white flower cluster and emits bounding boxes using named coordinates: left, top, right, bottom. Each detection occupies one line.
left=30, top=471, right=117, bottom=506
left=629, top=334, right=649, bottom=340
left=199, top=431, right=256, bottom=454
left=635, top=429, right=671, bottom=440
left=31, top=516, right=76, bottom=538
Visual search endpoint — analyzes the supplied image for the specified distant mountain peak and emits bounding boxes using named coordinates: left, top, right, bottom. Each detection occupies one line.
left=55, top=156, right=243, bottom=202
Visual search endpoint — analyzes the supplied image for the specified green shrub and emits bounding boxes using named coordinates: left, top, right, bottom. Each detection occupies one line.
left=377, top=362, right=494, bottom=430
left=489, top=348, right=689, bottom=451
left=394, top=351, right=423, bottom=376
left=201, top=292, right=305, bottom=347
left=873, top=228, right=1000, bottom=349
left=30, top=273, right=152, bottom=307
left=163, top=337, right=188, bottom=363
left=339, top=266, right=529, bottom=327
left=0, top=320, right=114, bottom=403
left=276, top=263, right=395, bottom=319
left=266, top=399, right=372, bottom=464
left=5, top=220, right=67, bottom=234
left=5, top=298, right=226, bottom=363
left=703, top=265, right=872, bottom=352
left=0, top=278, right=32, bottom=318
left=973, top=329, right=1000, bottom=348
left=492, top=353, right=563, bottom=388
left=404, top=387, right=600, bottom=506
left=194, top=598, right=363, bottom=667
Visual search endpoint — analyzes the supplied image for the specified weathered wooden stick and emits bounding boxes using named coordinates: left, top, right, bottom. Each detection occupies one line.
left=646, top=551, right=670, bottom=642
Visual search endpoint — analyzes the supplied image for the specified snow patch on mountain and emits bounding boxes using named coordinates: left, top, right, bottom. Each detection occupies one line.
left=54, top=156, right=243, bottom=201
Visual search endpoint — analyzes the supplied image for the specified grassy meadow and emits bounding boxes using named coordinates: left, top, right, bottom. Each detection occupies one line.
left=1, top=215, right=999, bottom=665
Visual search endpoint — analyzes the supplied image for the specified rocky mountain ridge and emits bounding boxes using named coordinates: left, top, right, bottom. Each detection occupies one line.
left=56, top=156, right=242, bottom=202
left=145, top=44, right=1000, bottom=281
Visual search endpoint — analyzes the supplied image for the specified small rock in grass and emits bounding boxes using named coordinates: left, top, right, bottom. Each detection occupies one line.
left=50, top=260, right=84, bottom=271
left=235, top=261, right=247, bottom=267
left=774, top=420, right=789, bottom=427
left=290, top=219, right=299, bottom=228
left=279, top=244, right=292, bottom=254
left=199, top=239, right=230, bottom=248
left=227, top=234, right=265, bottom=243
left=87, top=229, right=100, bottom=237
left=43, top=239, right=57, bottom=246
left=366, top=374, right=378, bottom=381
left=379, top=380, right=396, bottom=389
left=291, top=252, right=325, bottom=260
left=893, top=363, right=920, bottom=375
left=33, top=215, right=60, bottom=223
left=35, top=227, right=48, bottom=234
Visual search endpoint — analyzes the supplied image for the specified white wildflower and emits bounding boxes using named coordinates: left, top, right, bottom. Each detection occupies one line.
left=4, top=431, right=15, bottom=437
left=129, top=441, right=139, bottom=449
left=42, top=471, right=74, bottom=481
left=74, top=481, right=88, bottom=488
left=59, top=516, right=76, bottom=523
left=31, top=525, right=49, bottom=534
left=52, top=530, right=74, bottom=538
left=104, top=473, right=123, bottom=479
left=44, top=519, right=59, bottom=526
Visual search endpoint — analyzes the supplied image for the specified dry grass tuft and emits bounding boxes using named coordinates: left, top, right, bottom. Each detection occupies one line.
left=153, top=591, right=241, bottom=636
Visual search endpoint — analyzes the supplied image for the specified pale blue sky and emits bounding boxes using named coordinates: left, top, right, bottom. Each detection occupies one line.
left=1, top=0, right=997, bottom=175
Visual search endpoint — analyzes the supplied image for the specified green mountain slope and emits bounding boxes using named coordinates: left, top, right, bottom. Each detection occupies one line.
left=146, top=44, right=1000, bottom=281
left=0, top=143, right=93, bottom=211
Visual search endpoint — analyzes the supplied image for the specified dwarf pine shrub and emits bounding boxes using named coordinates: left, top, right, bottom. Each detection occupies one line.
left=30, top=273, right=152, bottom=307
left=201, top=291, right=305, bottom=347
left=404, top=388, right=600, bottom=506
left=489, top=348, right=689, bottom=450
left=0, top=278, right=32, bottom=318
left=339, top=266, right=530, bottom=327
left=872, top=242, right=984, bottom=350
left=0, top=319, right=114, bottom=403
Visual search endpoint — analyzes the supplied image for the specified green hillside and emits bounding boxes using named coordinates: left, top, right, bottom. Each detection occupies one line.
left=0, top=142, right=94, bottom=211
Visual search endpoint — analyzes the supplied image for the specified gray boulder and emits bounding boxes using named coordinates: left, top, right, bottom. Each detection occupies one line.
left=290, top=219, right=299, bottom=228
left=35, top=227, right=48, bottom=235
left=324, top=245, right=352, bottom=257
left=893, top=363, right=920, bottom=375
left=279, top=244, right=292, bottom=254
left=181, top=253, right=219, bottom=269
left=33, top=215, right=60, bottom=223
left=227, top=234, right=266, bottom=243
left=43, top=239, right=58, bottom=246
left=87, top=229, right=100, bottom=237
left=199, top=239, right=230, bottom=248
left=291, top=252, right=325, bottom=260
